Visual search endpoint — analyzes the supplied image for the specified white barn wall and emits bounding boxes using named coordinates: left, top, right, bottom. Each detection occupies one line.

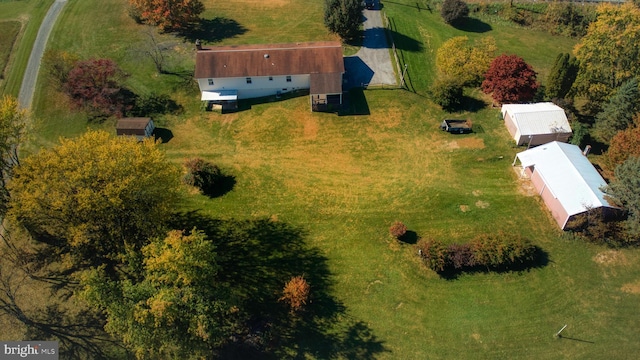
left=197, top=74, right=310, bottom=99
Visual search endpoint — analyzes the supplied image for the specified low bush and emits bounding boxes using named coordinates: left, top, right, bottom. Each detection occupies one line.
left=279, top=276, right=310, bottom=313
left=441, top=0, right=469, bottom=25
left=389, top=221, right=408, bottom=239
left=183, top=158, right=222, bottom=194
left=416, top=238, right=447, bottom=272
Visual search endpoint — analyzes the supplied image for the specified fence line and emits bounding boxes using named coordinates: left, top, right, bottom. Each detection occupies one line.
left=382, top=12, right=404, bottom=89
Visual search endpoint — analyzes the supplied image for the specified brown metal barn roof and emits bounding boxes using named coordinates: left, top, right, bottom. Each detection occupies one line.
left=194, top=41, right=344, bottom=79
left=117, top=117, right=152, bottom=130
left=310, top=72, right=343, bottom=94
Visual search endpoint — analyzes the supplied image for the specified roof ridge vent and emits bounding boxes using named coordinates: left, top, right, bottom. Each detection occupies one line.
left=264, top=53, right=269, bottom=58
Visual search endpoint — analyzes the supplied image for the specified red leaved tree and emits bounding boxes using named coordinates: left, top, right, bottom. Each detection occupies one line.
left=65, top=59, right=128, bottom=117
left=481, top=54, right=539, bottom=104
left=129, top=0, right=204, bottom=31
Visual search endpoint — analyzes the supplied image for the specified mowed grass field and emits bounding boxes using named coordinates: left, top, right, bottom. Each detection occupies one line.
left=17, top=0, right=640, bottom=358
left=0, top=0, right=54, bottom=96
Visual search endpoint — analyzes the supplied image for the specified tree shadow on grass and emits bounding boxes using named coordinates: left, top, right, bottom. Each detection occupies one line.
left=170, top=212, right=389, bottom=358
left=178, top=17, right=247, bottom=43
left=129, top=93, right=182, bottom=118
left=153, top=127, right=173, bottom=143
left=398, top=230, right=418, bottom=244
left=452, top=17, right=492, bottom=33
left=201, top=174, right=236, bottom=198
left=438, top=246, right=550, bottom=280
left=0, top=261, right=125, bottom=359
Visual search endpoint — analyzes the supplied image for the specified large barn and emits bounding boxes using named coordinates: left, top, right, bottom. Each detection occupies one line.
left=514, top=141, right=617, bottom=229
left=194, top=41, right=345, bottom=111
left=501, top=103, right=572, bottom=146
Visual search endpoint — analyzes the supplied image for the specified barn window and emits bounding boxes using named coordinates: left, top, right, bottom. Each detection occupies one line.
left=269, top=76, right=273, bottom=81
left=286, top=75, right=292, bottom=82
left=208, top=79, right=214, bottom=85
left=246, top=77, right=252, bottom=84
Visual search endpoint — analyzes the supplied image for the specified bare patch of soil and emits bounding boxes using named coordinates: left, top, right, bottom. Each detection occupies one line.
left=472, top=190, right=482, bottom=196
left=621, top=281, right=640, bottom=294
left=442, top=138, right=485, bottom=150
left=593, top=250, right=629, bottom=266
left=475, top=200, right=490, bottom=209
left=460, top=205, right=470, bottom=212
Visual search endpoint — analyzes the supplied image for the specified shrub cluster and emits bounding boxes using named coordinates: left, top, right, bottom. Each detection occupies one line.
left=389, top=221, right=408, bottom=239
left=441, top=0, right=469, bottom=25
left=279, top=276, right=311, bottom=314
left=417, top=232, right=536, bottom=272
left=183, top=158, right=222, bottom=194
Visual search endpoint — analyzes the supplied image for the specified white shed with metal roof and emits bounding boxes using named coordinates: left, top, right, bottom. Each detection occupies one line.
left=502, top=103, right=572, bottom=146
left=514, top=141, right=617, bottom=229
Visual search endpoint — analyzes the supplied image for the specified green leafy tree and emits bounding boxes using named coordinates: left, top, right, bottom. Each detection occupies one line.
left=593, top=78, right=640, bottom=144
left=430, top=77, right=464, bottom=111
left=41, top=49, right=79, bottom=90
left=129, top=0, right=205, bottom=31
left=324, top=0, right=362, bottom=41
left=441, top=0, right=469, bottom=25
left=436, top=36, right=497, bottom=87
left=0, top=96, right=27, bottom=217
left=80, top=229, right=238, bottom=359
left=7, top=130, right=180, bottom=273
left=573, top=3, right=640, bottom=105
left=545, top=53, right=579, bottom=100
left=482, top=54, right=539, bottom=104
left=605, top=157, right=640, bottom=238
left=544, top=2, right=594, bottom=37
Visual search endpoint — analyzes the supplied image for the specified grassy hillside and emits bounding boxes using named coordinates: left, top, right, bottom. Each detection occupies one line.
left=0, top=0, right=54, bottom=96
left=13, top=0, right=640, bottom=358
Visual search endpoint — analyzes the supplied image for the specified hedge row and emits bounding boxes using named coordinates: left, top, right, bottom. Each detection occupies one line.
left=416, top=232, right=536, bottom=272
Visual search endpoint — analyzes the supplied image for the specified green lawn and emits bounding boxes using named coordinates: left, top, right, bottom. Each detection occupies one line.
left=0, top=0, right=54, bottom=97
left=18, top=0, right=640, bottom=358
left=385, top=1, right=577, bottom=94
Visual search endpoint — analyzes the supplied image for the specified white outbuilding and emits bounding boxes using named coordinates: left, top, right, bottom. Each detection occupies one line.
left=514, top=141, right=618, bottom=229
left=501, top=102, right=572, bottom=146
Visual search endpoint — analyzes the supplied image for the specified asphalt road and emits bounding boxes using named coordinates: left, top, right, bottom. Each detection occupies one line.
left=18, top=0, right=68, bottom=109
left=345, top=2, right=397, bottom=88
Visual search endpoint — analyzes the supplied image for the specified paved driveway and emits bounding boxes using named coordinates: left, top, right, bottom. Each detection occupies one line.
left=344, top=2, right=397, bottom=88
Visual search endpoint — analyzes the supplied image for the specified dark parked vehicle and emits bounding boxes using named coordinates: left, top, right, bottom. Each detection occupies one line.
left=440, top=119, right=473, bottom=134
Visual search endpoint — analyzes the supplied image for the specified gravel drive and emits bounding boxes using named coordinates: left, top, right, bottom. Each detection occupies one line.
left=18, top=0, right=68, bottom=109
left=344, top=2, right=397, bottom=88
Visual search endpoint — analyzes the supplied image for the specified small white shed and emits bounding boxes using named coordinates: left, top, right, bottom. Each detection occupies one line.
left=501, top=103, right=572, bottom=146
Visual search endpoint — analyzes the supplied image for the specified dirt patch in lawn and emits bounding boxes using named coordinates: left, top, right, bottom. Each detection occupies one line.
left=231, top=0, right=289, bottom=7
left=460, top=205, right=470, bottom=212
left=442, top=138, right=485, bottom=150
left=298, top=113, right=319, bottom=140
left=593, top=250, right=629, bottom=266
left=475, top=200, right=490, bottom=208
left=472, top=190, right=482, bottom=196
left=621, top=281, right=640, bottom=294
